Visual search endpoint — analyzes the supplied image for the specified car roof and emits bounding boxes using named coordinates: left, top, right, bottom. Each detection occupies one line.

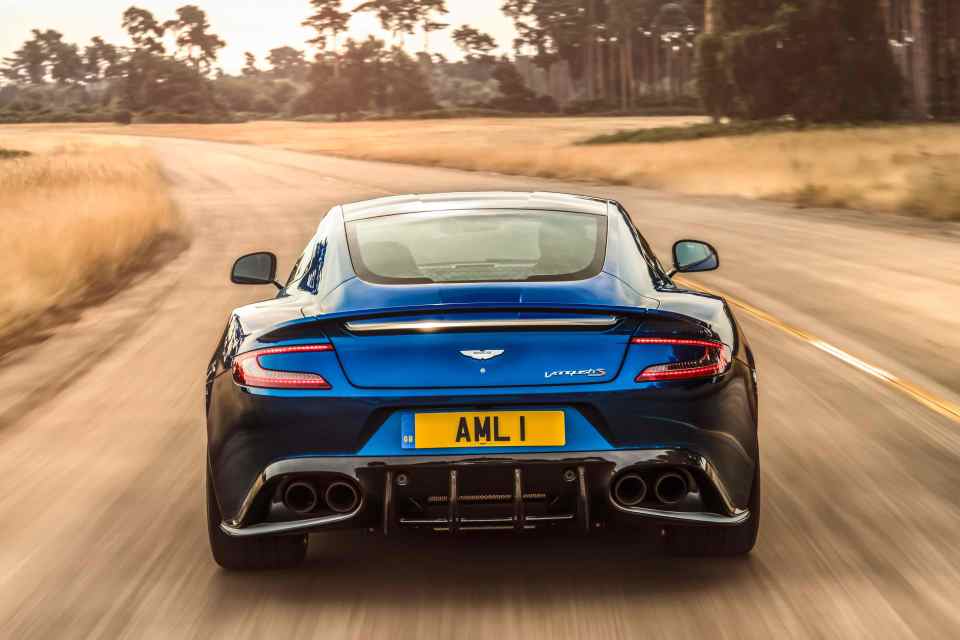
left=340, top=191, right=611, bottom=221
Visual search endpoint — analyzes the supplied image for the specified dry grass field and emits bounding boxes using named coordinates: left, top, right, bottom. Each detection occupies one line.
left=0, top=134, right=184, bottom=351
left=12, top=117, right=960, bottom=220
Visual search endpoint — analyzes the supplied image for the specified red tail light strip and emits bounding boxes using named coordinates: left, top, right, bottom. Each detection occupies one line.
left=635, top=362, right=727, bottom=382
left=233, top=344, right=333, bottom=390
left=631, top=337, right=731, bottom=382
left=631, top=337, right=723, bottom=349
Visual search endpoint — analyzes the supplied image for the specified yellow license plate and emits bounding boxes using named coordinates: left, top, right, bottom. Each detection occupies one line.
left=412, top=411, right=565, bottom=449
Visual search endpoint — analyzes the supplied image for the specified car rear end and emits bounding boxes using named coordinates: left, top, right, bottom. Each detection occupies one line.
left=206, top=195, right=759, bottom=560
left=210, top=308, right=754, bottom=532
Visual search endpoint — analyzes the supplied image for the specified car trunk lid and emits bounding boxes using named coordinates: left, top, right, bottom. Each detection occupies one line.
left=326, top=310, right=639, bottom=389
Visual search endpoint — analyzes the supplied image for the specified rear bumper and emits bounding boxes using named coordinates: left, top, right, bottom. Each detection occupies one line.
left=207, top=357, right=759, bottom=526
left=219, top=449, right=752, bottom=538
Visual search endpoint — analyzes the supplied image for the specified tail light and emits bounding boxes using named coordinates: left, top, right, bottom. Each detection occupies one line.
left=631, top=337, right=731, bottom=382
left=232, top=344, right=333, bottom=389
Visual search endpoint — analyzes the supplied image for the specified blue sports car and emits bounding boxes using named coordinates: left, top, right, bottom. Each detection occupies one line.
left=205, top=192, right=760, bottom=569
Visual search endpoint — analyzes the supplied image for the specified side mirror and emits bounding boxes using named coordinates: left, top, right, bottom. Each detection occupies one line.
left=670, top=240, right=719, bottom=276
left=231, top=252, right=280, bottom=288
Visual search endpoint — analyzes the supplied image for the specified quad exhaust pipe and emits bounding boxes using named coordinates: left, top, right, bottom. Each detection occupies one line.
left=324, top=481, right=361, bottom=514
left=653, top=472, right=689, bottom=505
left=611, top=470, right=691, bottom=508
left=284, top=481, right=320, bottom=514
left=612, top=474, right=648, bottom=506
left=283, top=479, right=362, bottom=514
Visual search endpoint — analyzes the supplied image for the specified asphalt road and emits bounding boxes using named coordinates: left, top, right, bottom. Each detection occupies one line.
left=2, top=138, right=960, bottom=639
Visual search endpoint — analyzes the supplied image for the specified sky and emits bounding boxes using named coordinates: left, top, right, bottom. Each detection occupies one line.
left=0, top=0, right=519, bottom=73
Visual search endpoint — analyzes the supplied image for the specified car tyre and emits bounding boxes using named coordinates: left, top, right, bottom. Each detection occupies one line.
left=206, top=466, right=307, bottom=570
left=666, top=463, right=760, bottom=557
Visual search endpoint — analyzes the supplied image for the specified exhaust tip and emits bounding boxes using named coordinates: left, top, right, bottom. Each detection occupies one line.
left=284, top=481, right=319, bottom=514
left=612, top=473, right=648, bottom=507
left=654, top=472, right=689, bottom=505
left=324, top=481, right=361, bottom=514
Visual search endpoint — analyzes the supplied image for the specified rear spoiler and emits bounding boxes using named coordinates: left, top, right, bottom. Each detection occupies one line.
left=344, top=315, right=619, bottom=334
left=258, top=303, right=653, bottom=343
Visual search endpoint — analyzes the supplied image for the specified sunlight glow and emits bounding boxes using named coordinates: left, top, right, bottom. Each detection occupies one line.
left=0, top=0, right=518, bottom=73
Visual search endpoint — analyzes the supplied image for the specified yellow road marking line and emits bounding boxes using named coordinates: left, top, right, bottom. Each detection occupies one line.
left=674, top=277, right=960, bottom=424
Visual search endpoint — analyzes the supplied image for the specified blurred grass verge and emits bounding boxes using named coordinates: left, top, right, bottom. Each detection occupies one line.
left=901, top=155, right=960, bottom=221
left=586, top=121, right=960, bottom=221
left=13, top=118, right=960, bottom=221
left=580, top=120, right=798, bottom=144
left=0, top=139, right=188, bottom=355
left=0, top=148, right=31, bottom=160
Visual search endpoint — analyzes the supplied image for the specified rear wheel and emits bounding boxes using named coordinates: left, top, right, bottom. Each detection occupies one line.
left=666, top=464, right=761, bottom=557
left=206, top=466, right=307, bottom=570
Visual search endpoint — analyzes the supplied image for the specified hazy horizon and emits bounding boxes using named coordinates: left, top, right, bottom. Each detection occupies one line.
left=0, top=0, right=519, bottom=74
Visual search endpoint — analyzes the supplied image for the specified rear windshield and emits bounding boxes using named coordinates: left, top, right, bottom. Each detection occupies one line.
left=345, top=209, right=607, bottom=284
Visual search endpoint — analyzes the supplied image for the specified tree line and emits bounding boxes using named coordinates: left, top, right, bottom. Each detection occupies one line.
left=2, top=5, right=231, bottom=120
left=0, top=0, right=917, bottom=124
left=699, top=0, right=903, bottom=122
left=0, top=1, right=567, bottom=122
left=504, top=1, right=705, bottom=110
